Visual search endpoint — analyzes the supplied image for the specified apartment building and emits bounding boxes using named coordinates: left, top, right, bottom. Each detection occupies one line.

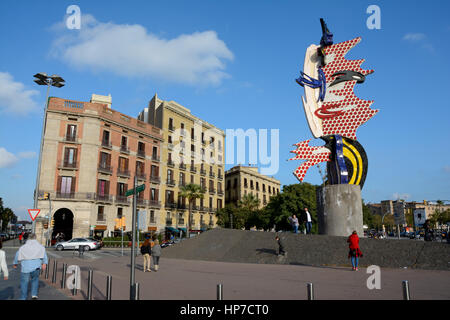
left=138, top=94, right=225, bottom=234
left=225, top=165, right=281, bottom=208
left=34, top=94, right=163, bottom=243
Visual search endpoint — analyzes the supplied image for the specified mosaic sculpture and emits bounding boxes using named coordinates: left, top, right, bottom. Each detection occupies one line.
left=289, top=19, right=378, bottom=189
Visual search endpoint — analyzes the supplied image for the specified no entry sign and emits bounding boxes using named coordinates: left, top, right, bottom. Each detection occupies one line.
left=28, top=209, right=40, bottom=221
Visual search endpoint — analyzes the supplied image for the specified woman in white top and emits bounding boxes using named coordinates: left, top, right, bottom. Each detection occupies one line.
left=0, top=240, right=9, bottom=280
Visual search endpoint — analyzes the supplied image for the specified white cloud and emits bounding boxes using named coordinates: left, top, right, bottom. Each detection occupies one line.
left=444, top=166, right=450, bottom=173
left=50, top=14, right=234, bottom=86
left=0, top=147, right=19, bottom=168
left=18, top=151, right=37, bottom=159
left=391, top=193, right=411, bottom=201
left=0, top=72, right=40, bottom=115
left=403, top=33, right=426, bottom=41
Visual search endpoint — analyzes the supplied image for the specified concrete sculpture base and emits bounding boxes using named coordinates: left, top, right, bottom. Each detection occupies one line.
left=316, top=184, right=364, bottom=237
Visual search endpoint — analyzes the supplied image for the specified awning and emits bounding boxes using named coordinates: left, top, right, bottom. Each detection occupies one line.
left=178, top=227, right=187, bottom=233
left=165, top=227, right=179, bottom=233
left=94, top=225, right=107, bottom=231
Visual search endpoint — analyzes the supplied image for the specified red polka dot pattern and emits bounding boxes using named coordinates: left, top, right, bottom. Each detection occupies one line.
left=289, top=139, right=331, bottom=182
left=321, top=37, right=379, bottom=140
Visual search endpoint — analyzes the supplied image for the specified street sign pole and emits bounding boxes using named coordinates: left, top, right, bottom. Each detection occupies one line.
left=130, top=175, right=137, bottom=300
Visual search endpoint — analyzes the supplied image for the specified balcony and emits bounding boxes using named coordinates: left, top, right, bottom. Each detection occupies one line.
left=152, top=155, right=160, bottom=162
left=209, top=172, right=215, bottom=178
left=209, top=207, right=216, bottom=213
left=218, top=174, right=223, bottom=180
left=217, top=190, right=224, bottom=196
left=117, top=168, right=130, bottom=178
left=136, top=198, right=146, bottom=207
left=209, top=188, right=216, bottom=195
left=136, top=172, right=146, bottom=181
left=150, top=175, right=161, bottom=184
left=200, top=169, right=206, bottom=176
left=167, top=160, right=175, bottom=168
left=137, top=150, right=146, bottom=159
left=179, top=163, right=186, bottom=171
left=177, top=203, right=187, bottom=210
left=98, top=164, right=113, bottom=175
left=95, top=194, right=113, bottom=203
left=190, top=167, right=197, bottom=173
left=148, top=200, right=161, bottom=208
left=199, top=206, right=207, bottom=212
left=166, top=179, right=176, bottom=187
left=165, top=202, right=177, bottom=209
left=64, top=134, right=77, bottom=143
left=178, top=218, right=185, bottom=225
left=101, top=140, right=112, bottom=149
left=166, top=219, right=173, bottom=226
left=115, top=195, right=130, bottom=205
left=54, top=192, right=96, bottom=201
left=120, top=145, right=130, bottom=154
left=61, top=161, right=78, bottom=169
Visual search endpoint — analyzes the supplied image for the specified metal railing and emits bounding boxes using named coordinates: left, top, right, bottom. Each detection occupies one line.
left=101, top=140, right=112, bottom=149
left=98, top=165, right=113, bottom=174
left=117, top=168, right=131, bottom=177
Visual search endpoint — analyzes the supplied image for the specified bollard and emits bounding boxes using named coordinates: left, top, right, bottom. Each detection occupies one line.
left=402, top=280, right=411, bottom=300
left=61, top=264, right=67, bottom=289
left=307, top=283, right=314, bottom=300
left=131, top=283, right=140, bottom=300
left=72, top=267, right=78, bottom=296
left=45, top=259, right=50, bottom=279
left=52, top=261, right=58, bottom=283
left=217, top=283, right=223, bottom=300
left=87, top=270, right=93, bottom=300
left=106, top=275, right=112, bottom=300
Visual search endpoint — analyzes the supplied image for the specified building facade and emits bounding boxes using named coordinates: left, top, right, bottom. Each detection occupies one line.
left=225, top=165, right=281, bottom=208
left=34, top=94, right=163, bottom=243
left=138, top=94, right=225, bottom=234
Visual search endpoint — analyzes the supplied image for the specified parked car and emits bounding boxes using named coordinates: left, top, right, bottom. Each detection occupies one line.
left=54, top=238, right=100, bottom=251
left=87, top=237, right=103, bottom=248
left=0, top=233, right=9, bottom=241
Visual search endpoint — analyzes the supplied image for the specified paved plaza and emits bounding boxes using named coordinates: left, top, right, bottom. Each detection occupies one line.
left=1, top=239, right=449, bottom=300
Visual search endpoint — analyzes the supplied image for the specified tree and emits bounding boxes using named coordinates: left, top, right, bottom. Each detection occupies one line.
left=264, top=183, right=318, bottom=232
left=0, top=198, right=16, bottom=232
left=179, top=184, right=205, bottom=238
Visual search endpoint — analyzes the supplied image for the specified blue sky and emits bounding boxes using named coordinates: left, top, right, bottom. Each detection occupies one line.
left=1, top=0, right=449, bottom=220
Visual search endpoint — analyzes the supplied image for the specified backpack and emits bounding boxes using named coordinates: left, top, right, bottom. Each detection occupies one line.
left=140, top=245, right=148, bottom=255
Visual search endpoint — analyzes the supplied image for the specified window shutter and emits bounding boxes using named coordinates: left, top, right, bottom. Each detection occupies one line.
left=57, top=176, right=62, bottom=192
left=64, top=148, right=69, bottom=165
left=71, top=176, right=76, bottom=193
left=117, top=183, right=120, bottom=196
left=105, top=180, right=110, bottom=194
left=73, top=148, right=78, bottom=165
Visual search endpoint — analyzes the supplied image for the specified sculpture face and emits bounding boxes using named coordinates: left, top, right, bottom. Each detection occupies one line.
left=290, top=21, right=378, bottom=189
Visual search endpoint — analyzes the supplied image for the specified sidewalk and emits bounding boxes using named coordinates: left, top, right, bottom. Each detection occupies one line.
left=40, top=252, right=450, bottom=300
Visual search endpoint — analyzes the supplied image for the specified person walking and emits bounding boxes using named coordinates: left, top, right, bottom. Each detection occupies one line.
left=19, top=232, right=24, bottom=245
left=0, top=240, right=9, bottom=280
left=288, top=215, right=299, bottom=234
left=303, top=208, right=313, bottom=234
left=347, top=231, right=363, bottom=271
left=275, top=235, right=287, bottom=257
left=13, top=233, right=48, bottom=300
left=140, top=238, right=152, bottom=272
left=151, top=239, right=161, bottom=272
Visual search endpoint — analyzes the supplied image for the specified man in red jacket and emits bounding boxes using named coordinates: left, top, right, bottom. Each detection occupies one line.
left=347, top=231, right=363, bottom=271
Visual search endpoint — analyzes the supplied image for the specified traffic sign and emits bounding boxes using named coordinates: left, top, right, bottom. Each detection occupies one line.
left=28, top=209, right=40, bottom=221
left=125, top=184, right=145, bottom=197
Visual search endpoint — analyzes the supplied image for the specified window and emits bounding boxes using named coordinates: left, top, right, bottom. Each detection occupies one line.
left=150, top=165, right=159, bottom=177
left=166, top=190, right=174, bottom=203
left=152, top=146, right=158, bottom=159
left=136, top=161, right=144, bottom=175
left=179, top=172, right=185, bottom=185
left=209, top=180, right=214, bottom=190
left=66, top=124, right=77, bottom=141
left=97, top=179, right=109, bottom=196
left=191, top=128, right=195, bottom=140
left=190, top=175, right=194, bottom=184
left=169, top=118, right=174, bottom=130
left=59, top=176, right=75, bottom=194
left=150, top=210, right=155, bottom=223
left=209, top=197, right=213, bottom=208
left=63, top=147, right=77, bottom=168
left=217, top=198, right=223, bottom=209
left=218, top=182, right=222, bottom=193
left=233, top=178, right=237, bottom=188
left=168, top=136, right=173, bottom=144
left=97, top=206, right=104, bottom=221
left=167, top=169, right=173, bottom=181
left=117, top=183, right=127, bottom=196
left=102, top=131, right=110, bottom=144
left=150, top=188, right=158, bottom=201
left=99, top=152, right=111, bottom=169
left=118, top=157, right=129, bottom=172
left=244, top=178, right=248, bottom=187
left=117, top=208, right=123, bottom=218
left=263, top=184, right=266, bottom=192
left=121, top=136, right=127, bottom=148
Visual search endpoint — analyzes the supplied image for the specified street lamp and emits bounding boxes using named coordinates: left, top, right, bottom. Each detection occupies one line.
left=32, top=73, right=65, bottom=235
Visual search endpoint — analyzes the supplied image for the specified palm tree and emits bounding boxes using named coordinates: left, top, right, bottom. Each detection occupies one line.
left=179, top=184, right=205, bottom=238
left=238, top=194, right=260, bottom=212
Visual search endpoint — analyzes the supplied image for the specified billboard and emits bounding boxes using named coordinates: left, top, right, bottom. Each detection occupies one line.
left=414, top=208, right=426, bottom=227
left=393, top=201, right=406, bottom=226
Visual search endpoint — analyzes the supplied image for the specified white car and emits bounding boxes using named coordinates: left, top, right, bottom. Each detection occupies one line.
left=54, top=238, right=99, bottom=251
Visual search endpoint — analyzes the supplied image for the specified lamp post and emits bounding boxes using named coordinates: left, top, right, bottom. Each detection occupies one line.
left=32, top=73, right=65, bottom=233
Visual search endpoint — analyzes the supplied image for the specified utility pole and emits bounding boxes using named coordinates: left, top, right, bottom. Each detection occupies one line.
left=130, top=175, right=137, bottom=300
